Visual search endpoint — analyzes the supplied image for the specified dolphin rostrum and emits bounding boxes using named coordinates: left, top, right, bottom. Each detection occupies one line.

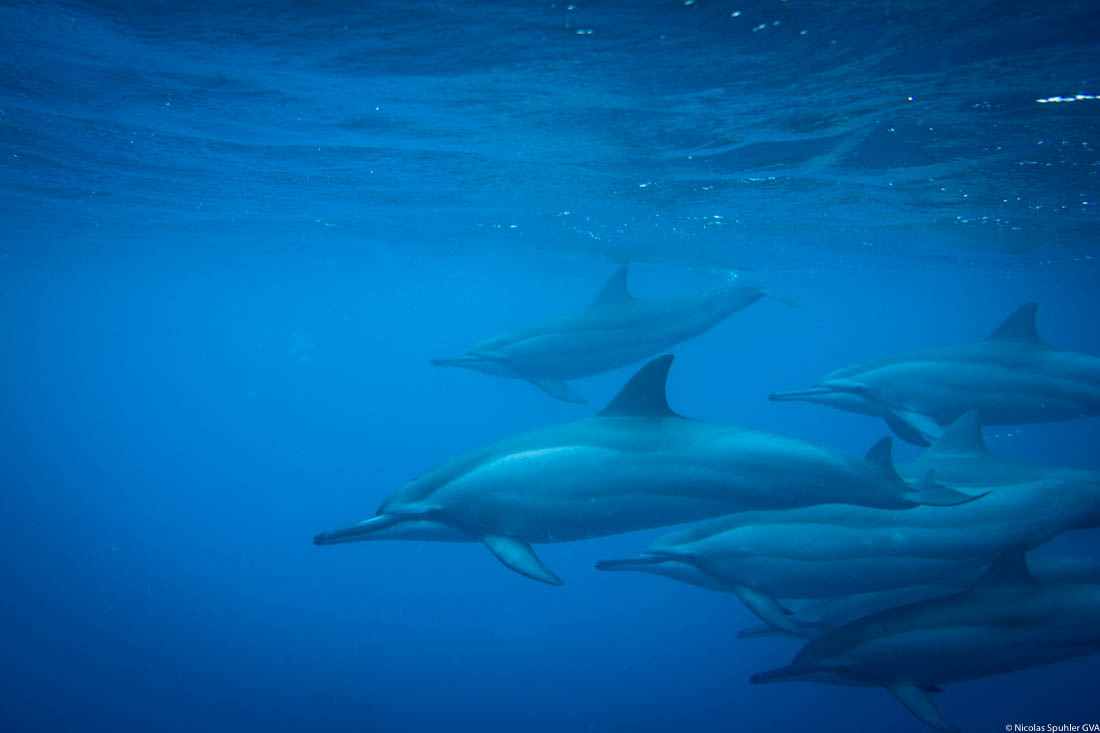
left=432, top=267, right=798, bottom=403
left=597, top=411, right=1100, bottom=633
left=751, top=548, right=1100, bottom=732
left=315, top=356, right=971, bottom=585
left=770, top=302, right=1100, bottom=445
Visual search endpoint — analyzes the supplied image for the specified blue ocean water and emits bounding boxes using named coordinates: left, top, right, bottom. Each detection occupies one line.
left=2, top=1, right=1099, bottom=731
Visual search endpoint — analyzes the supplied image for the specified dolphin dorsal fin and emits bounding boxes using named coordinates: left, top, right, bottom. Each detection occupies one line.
left=864, top=436, right=901, bottom=480
left=984, top=302, right=1044, bottom=344
left=598, top=355, right=677, bottom=418
left=923, top=410, right=990, bottom=457
left=976, top=546, right=1039, bottom=588
left=588, top=267, right=633, bottom=308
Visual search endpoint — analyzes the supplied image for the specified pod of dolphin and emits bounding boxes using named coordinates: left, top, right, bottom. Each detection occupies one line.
left=315, top=268, right=1100, bottom=732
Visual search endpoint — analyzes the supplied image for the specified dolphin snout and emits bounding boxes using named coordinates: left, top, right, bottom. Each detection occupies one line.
left=769, top=387, right=833, bottom=402
left=594, top=555, right=668, bottom=571
left=430, top=357, right=474, bottom=367
left=314, top=529, right=359, bottom=546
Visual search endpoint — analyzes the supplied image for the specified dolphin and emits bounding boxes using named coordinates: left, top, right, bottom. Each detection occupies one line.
left=315, top=356, right=970, bottom=585
left=898, top=410, right=1100, bottom=513
left=596, top=412, right=1100, bottom=633
left=770, top=302, right=1100, bottom=445
left=431, top=266, right=798, bottom=403
left=738, top=554, right=1100, bottom=639
left=751, top=549, right=1100, bottom=732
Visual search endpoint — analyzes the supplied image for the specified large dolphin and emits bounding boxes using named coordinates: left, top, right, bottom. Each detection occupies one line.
left=596, top=412, right=1100, bottom=632
left=314, top=356, right=968, bottom=585
left=751, top=549, right=1100, bottom=732
left=770, top=302, right=1100, bottom=445
left=431, top=267, right=797, bottom=403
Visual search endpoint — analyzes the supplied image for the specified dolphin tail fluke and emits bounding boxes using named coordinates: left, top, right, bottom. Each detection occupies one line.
left=594, top=556, right=668, bottom=571
left=482, top=534, right=564, bottom=585
left=732, top=584, right=825, bottom=638
left=313, top=514, right=407, bottom=545
left=528, top=377, right=587, bottom=403
left=757, top=288, right=803, bottom=309
left=887, top=684, right=958, bottom=733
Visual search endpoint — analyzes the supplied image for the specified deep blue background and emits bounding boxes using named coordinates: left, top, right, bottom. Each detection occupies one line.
left=2, top=1, right=1099, bottom=732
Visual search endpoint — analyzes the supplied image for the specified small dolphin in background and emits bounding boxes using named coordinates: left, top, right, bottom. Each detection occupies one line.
left=432, top=266, right=798, bottom=403
left=751, top=549, right=1100, bottom=732
left=898, top=410, right=1100, bottom=525
left=770, top=302, right=1100, bottom=444
left=738, top=554, right=1100, bottom=639
left=597, top=411, right=1100, bottom=634
left=315, top=356, right=970, bottom=586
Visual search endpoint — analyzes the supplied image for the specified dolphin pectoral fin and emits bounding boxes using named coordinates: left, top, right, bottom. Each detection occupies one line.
left=731, top=585, right=824, bottom=638
left=528, top=377, right=587, bottom=404
left=482, top=534, right=564, bottom=585
left=884, top=409, right=939, bottom=446
left=887, top=684, right=959, bottom=733
left=757, top=288, right=803, bottom=309
left=737, top=623, right=801, bottom=640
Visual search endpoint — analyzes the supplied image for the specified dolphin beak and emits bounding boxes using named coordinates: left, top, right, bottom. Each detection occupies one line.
left=594, top=555, right=669, bottom=571
left=749, top=664, right=818, bottom=685
left=313, top=514, right=405, bottom=545
left=769, top=386, right=833, bottom=402
left=430, top=356, right=482, bottom=368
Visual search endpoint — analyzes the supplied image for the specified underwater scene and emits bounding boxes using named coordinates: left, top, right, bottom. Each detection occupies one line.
left=4, top=1, right=1100, bottom=732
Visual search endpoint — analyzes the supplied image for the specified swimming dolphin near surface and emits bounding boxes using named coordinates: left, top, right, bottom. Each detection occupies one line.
left=431, top=267, right=798, bottom=403
left=751, top=549, right=1100, bottom=732
left=597, top=412, right=1100, bottom=633
left=315, top=356, right=970, bottom=585
left=770, top=302, right=1100, bottom=445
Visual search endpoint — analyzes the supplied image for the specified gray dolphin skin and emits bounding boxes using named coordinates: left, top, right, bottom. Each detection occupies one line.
left=431, top=266, right=798, bottom=403
left=770, top=302, right=1100, bottom=445
left=741, top=554, right=1100, bottom=638
left=314, top=356, right=972, bottom=585
left=751, top=550, right=1100, bottom=732
left=596, top=411, right=1100, bottom=633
